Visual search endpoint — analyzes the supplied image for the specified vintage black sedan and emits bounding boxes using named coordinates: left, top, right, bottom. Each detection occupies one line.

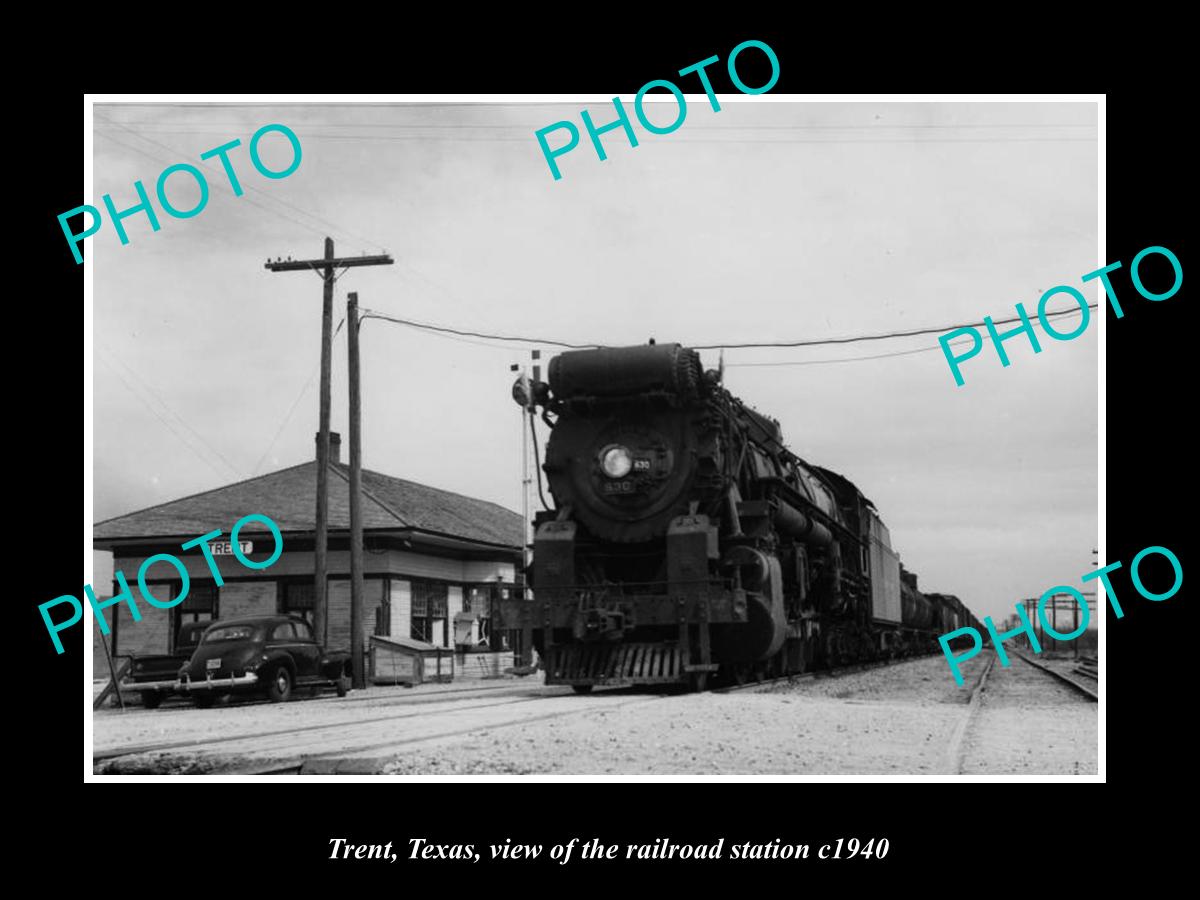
left=178, top=615, right=352, bottom=707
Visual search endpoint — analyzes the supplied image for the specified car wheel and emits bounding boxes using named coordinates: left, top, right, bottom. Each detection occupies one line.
left=193, top=693, right=216, bottom=709
left=267, top=665, right=293, bottom=703
left=141, top=691, right=163, bottom=710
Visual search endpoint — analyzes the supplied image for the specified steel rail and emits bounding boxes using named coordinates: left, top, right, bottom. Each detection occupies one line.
left=1013, top=651, right=1099, bottom=702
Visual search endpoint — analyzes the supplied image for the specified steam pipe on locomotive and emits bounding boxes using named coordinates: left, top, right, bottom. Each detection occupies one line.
left=495, top=342, right=976, bottom=692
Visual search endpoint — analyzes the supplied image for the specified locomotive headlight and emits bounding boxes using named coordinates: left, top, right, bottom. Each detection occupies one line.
left=600, top=445, right=633, bottom=479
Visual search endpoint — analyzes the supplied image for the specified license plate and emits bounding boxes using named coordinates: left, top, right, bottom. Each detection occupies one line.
left=206, top=658, right=222, bottom=670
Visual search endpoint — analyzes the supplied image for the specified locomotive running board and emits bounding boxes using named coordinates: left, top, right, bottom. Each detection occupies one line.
left=546, top=642, right=688, bottom=685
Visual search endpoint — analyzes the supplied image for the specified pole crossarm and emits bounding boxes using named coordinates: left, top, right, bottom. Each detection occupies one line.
left=265, top=255, right=394, bottom=272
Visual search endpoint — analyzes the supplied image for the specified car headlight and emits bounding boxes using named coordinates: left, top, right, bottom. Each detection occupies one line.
left=600, top=445, right=633, bottom=478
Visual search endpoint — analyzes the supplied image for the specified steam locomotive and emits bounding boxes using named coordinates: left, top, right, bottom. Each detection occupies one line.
left=494, top=342, right=981, bottom=692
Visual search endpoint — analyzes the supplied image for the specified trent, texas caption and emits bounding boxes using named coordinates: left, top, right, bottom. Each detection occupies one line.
left=329, top=837, right=890, bottom=864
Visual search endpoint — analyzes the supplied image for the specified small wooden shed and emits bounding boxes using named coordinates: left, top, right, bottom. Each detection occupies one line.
left=369, top=635, right=455, bottom=686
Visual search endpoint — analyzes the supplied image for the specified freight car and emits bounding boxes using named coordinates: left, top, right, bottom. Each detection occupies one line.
left=494, top=342, right=979, bottom=692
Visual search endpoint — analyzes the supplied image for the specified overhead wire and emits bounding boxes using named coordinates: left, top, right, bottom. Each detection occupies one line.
left=692, top=304, right=1098, bottom=350
left=94, top=114, right=389, bottom=253
left=93, top=129, right=1096, bottom=145
left=359, top=309, right=597, bottom=349
left=356, top=303, right=1098, bottom=356
left=94, top=129, right=348, bottom=244
left=93, top=118, right=1097, bottom=131
left=252, top=316, right=346, bottom=475
left=98, top=357, right=238, bottom=482
left=109, top=356, right=243, bottom=476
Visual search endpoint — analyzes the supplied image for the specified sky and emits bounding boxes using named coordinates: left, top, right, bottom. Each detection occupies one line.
left=89, top=99, right=1099, bottom=623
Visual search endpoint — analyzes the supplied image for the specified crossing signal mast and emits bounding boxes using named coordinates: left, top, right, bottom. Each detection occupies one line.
left=510, top=349, right=542, bottom=575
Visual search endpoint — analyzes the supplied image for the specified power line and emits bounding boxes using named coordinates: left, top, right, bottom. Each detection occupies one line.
left=94, top=129, right=345, bottom=243
left=98, top=357, right=237, bottom=482
left=358, top=303, right=1098, bottom=353
left=99, top=114, right=389, bottom=251
left=721, top=307, right=1095, bottom=367
left=392, top=261, right=507, bottom=326
left=95, top=120, right=1097, bottom=131
left=727, top=338, right=976, bottom=367
left=359, top=309, right=597, bottom=349
left=692, top=304, right=1099, bottom=350
left=251, top=317, right=346, bottom=475
left=96, top=129, right=1097, bottom=145
left=95, top=115, right=389, bottom=253
left=109, top=357, right=243, bottom=476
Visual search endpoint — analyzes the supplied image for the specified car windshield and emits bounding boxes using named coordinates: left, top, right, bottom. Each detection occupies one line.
left=203, top=625, right=258, bottom=643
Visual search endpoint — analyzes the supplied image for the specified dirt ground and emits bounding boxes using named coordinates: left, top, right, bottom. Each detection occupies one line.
left=92, top=679, right=558, bottom=770
left=93, top=652, right=1098, bottom=776
left=382, top=655, right=997, bottom=776
left=958, top=655, right=1098, bottom=775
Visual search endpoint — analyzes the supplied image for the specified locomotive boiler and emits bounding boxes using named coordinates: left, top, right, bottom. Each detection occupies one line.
left=493, top=342, right=977, bottom=692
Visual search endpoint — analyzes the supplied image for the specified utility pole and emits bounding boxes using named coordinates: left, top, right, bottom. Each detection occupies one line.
left=347, top=291, right=365, bottom=689
left=266, top=240, right=393, bottom=645
left=1072, top=594, right=1079, bottom=661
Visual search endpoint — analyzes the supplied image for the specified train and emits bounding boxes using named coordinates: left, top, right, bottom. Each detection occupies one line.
left=493, top=341, right=983, bottom=692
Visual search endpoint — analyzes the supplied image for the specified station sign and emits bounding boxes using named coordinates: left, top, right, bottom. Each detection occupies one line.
left=209, top=540, right=253, bottom=556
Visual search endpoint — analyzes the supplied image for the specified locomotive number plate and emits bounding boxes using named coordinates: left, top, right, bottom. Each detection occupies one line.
left=633, top=458, right=651, bottom=471
left=603, top=481, right=635, bottom=494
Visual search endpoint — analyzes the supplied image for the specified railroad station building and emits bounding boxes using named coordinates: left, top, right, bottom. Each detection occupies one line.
left=92, top=434, right=524, bottom=673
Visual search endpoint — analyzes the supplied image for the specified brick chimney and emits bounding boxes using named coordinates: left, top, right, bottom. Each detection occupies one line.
left=315, top=431, right=342, bottom=464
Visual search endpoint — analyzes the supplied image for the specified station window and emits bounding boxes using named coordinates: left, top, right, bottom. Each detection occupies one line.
left=411, top=580, right=449, bottom=646
left=173, top=582, right=217, bottom=651
left=280, top=581, right=314, bottom=624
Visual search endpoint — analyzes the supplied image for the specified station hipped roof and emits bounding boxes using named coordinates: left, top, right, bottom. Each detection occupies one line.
left=93, top=461, right=523, bottom=551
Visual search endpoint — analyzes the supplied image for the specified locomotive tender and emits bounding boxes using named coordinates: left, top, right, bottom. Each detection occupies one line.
left=494, top=342, right=980, bottom=692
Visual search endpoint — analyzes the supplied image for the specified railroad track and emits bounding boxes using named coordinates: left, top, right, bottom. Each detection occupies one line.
left=945, top=651, right=997, bottom=774
left=95, top=652, right=950, bottom=775
left=94, top=694, right=549, bottom=762
left=951, top=649, right=1097, bottom=775
left=94, top=684, right=662, bottom=774
left=712, top=650, right=1001, bottom=775
left=1013, top=651, right=1098, bottom=702
left=99, top=676, right=536, bottom=716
